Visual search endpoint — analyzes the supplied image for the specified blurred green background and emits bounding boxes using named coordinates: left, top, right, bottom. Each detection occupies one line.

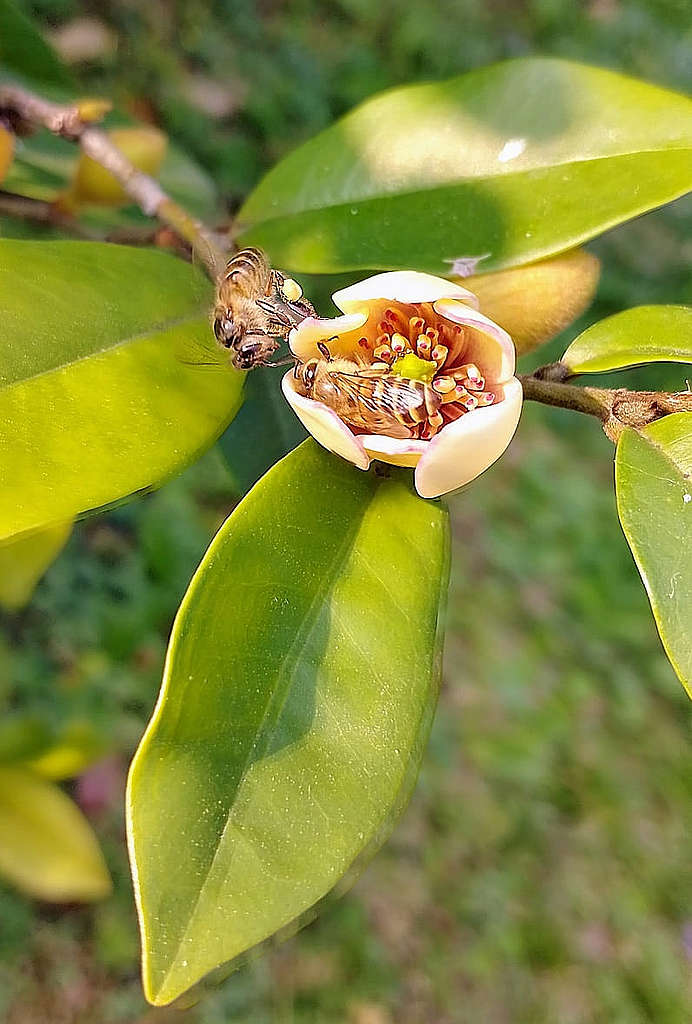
left=1, top=1, right=692, bottom=1021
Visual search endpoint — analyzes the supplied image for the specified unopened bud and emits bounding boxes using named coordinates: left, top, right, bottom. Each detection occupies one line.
left=0, top=127, right=14, bottom=185
left=70, top=125, right=168, bottom=206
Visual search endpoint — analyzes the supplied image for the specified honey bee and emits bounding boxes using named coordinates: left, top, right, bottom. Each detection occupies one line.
left=213, top=247, right=315, bottom=370
left=296, top=349, right=445, bottom=438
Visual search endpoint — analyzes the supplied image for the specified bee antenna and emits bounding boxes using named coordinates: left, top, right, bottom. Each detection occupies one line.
left=293, top=361, right=301, bottom=378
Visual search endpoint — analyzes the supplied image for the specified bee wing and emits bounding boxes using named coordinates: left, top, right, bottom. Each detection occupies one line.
left=193, top=235, right=227, bottom=283
left=330, top=370, right=426, bottom=429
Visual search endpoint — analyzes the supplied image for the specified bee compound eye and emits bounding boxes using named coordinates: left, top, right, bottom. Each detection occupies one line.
left=214, top=317, right=240, bottom=348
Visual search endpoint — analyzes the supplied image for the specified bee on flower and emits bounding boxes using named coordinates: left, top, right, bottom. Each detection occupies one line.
left=282, top=271, right=523, bottom=498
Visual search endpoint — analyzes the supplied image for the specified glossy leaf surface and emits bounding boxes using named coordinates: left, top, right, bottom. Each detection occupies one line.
left=128, top=441, right=450, bottom=1005
left=0, top=765, right=111, bottom=901
left=237, top=59, right=692, bottom=275
left=616, top=413, right=692, bottom=698
left=0, top=240, right=242, bottom=540
left=0, top=520, right=72, bottom=610
left=219, top=364, right=308, bottom=494
left=563, top=305, right=692, bottom=374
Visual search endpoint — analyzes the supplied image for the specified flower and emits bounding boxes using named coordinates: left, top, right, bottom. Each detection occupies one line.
left=282, top=271, right=523, bottom=498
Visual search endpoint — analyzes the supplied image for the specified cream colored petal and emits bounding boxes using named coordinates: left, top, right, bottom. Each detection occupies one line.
left=414, top=377, right=523, bottom=498
left=433, top=298, right=516, bottom=382
left=288, top=312, right=368, bottom=361
left=361, top=434, right=428, bottom=469
left=281, top=372, right=371, bottom=470
left=333, top=271, right=479, bottom=314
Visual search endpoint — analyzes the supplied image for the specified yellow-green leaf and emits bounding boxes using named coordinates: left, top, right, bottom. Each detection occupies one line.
left=615, top=413, right=692, bottom=698
left=128, top=441, right=450, bottom=1005
left=0, top=240, right=243, bottom=541
left=563, top=305, right=692, bottom=375
left=0, top=520, right=72, bottom=611
left=0, top=765, right=112, bottom=901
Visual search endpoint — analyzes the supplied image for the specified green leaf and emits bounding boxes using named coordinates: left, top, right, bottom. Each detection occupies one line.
left=127, top=441, right=450, bottom=1006
left=0, top=520, right=72, bottom=611
left=0, top=0, right=74, bottom=90
left=615, top=413, right=692, bottom=698
left=237, top=58, right=692, bottom=275
left=0, top=765, right=111, bottom=901
left=219, top=364, right=307, bottom=495
left=563, top=305, right=692, bottom=375
left=0, top=240, right=242, bottom=541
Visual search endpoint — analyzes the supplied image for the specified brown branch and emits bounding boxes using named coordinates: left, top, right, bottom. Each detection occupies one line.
left=518, top=375, right=612, bottom=420
left=0, top=84, right=225, bottom=278
left=519, top=373, right=692, bottom=442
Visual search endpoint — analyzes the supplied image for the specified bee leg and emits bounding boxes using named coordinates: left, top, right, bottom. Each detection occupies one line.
left=317, top=341, right=333, bottom=361
left=427, top=411, right=444, bottom=434
left=265, top=357, right=296, bottom=367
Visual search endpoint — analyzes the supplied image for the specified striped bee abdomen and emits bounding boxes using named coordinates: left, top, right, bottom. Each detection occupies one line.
left=222, top=247, right=271, bottom=296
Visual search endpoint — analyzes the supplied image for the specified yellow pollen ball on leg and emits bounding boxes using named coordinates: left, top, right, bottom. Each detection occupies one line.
left=282, top=278, right=303, bottom=302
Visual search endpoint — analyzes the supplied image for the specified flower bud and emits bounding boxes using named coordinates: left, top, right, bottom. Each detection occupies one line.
left=462, top=249, right=600, bottom=357
left=69, top=125, right=168, bottom=207
left=0, top=126, right=15, bottom=185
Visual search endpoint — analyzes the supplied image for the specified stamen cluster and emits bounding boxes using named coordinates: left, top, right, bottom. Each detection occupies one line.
left=359, top=304, right=497, bottom=439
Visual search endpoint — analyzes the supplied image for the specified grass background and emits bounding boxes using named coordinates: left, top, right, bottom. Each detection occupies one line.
left=1, top=0, right=691, bottom=1020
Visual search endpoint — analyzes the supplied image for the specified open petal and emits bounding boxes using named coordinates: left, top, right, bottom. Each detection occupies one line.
left=414, top=378, right=523, bottom=498
left=288, top=312, right=368, bottom=361
left=433, top=298, right=516, bottom=382
left=361, top=434, right=428, bottom=469
left=333, top=271, right=479, bottom=314
left=281, top=372, right=371, bottom=470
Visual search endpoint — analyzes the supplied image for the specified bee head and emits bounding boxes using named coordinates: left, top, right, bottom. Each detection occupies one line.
left=232, top=335, right=279, bottom=371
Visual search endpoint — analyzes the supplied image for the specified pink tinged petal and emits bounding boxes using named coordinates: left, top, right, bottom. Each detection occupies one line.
left=288, top=312, right=368, bottom=361
left=281, top=372, right=371, bottom=470
left=361, top=434, right=428, bottom=469
left=433, top=298, right=516, bottom=382
left=414, top=377, right=523, bottom=499
left=332, top=271, right=479, bottom=313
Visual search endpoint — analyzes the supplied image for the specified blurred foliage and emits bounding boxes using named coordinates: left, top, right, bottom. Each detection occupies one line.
left=1, top=0, right=691, bottom=1021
